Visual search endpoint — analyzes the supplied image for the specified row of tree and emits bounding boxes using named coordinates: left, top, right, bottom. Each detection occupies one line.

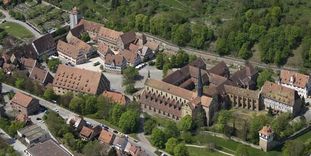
left=56, top=92, right=141, bottom=134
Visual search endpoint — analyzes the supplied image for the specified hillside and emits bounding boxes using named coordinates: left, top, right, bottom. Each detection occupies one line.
left=44, top=0, right=311, bottom=68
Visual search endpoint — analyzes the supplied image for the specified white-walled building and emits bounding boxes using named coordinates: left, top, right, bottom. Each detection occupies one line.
left=279, top=70, right=311, bottom=99
left=261, top=81, right=302, bottom=116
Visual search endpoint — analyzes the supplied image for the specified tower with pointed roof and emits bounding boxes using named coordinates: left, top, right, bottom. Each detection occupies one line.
left=70, top=7, right=81, bottom=29
left=197, top=68, right=203, bottom=97
left=259, top=125, right=274, bottom=152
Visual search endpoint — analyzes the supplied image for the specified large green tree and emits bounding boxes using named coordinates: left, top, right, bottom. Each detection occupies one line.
left=283, top=140, right=305, bottom=156
left=118, top=110, right=139, bottom=133
left=151, top=128, right=167, bottom=149
left=178, top=115, right=193, bottom=131
left=171, top=24, right=191, bottom=46
left=174, top=144, right=189, bottom=156
left=48, top=58, right=61, bottom=73
left=165, top=137, right=178, bottom=154
left=256, top=69, right=274, bottom=88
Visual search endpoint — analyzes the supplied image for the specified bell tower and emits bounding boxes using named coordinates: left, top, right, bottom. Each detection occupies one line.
left=70, top=7, right=81, bottom=29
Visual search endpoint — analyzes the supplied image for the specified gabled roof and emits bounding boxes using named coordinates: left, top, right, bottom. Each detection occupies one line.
left=119, top=32, right=136, bottom=45
left=11, top=92, right=34, bottom=108
left=224, top=85, right=259, bottom=99
left=209, top=61, right=229, bottom=77
left=80, top=126, right=93, bottom=138
left=97, top=43, right=113, bottom=56
left=261, top=81, right=297, bottom=106
left=121, top=50, right=140, bottom=64
left=145, top=78, right=195, bottom=101
left=57, top=40, right=82, bottom=59
left=103, top=90, right=128, bottom=105
left=67, top=36, right=93, bottom=53
left=21, top=57, right=37, bottom=69
left=79, top=19, right=102, bottom=33
left=98, top=130, right=115, bottom=144
left=26, top=139, right=71, bottom=156
left=105, top=53, right=126, bottom=66
left=98, top=27, right=123, bottom=41
left=29, top=67, right=50, bottom=84
left=53, top=65, right=107, bottom=95
left=189, top=58, right=206, bottom=69
left=69, top=24, right=85, bottom=37
left=280, top=70, right=310, bottom=88
left=32, top=34, right=55, bottom=55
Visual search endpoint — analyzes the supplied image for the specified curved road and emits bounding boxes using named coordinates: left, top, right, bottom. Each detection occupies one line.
left=0, top=9, right=41, bottom=38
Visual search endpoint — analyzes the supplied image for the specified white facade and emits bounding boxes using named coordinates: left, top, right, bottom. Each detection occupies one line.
left=263, top=98, right=293, bottom=113
left=58, top=50, right=87, bottom=65
left=69, top=12, right=81, bottom=29
left=280, top=82, right=311, bottom=99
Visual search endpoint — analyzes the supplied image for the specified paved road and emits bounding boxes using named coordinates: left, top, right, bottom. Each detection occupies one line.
left=1, top=83, right=157, bottom=156
left=0, top=128, right=27, bottom=156
left=0, top=9, right=42, bottom=38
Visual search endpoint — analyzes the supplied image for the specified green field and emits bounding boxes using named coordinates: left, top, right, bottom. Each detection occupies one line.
left=193, top=133, right=282, bottom=156
left=294, top=130, right=311, bottom=142
left=187, top=146, right=226, bottom=156
left=0, top=22, right=33, bottom=39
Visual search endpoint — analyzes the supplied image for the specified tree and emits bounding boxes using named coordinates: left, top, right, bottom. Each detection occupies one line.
left=59, top=92, right=73, bottom=108
left=174, top=144, right=189, bottom=156
left=43, top=87, right=57, bottom=101
left=214, top=110, right=232, bottom=134
left=216, top=38, right=229, bottom=55
left=111, top=104, right=124, bottom=124
left=283, top=140, right=305, bottom=156
left=83, top=95, right=97, bottom=115
left=248, top=114, right=270, bottom=143
left=165, top=137, right=178, bottom=154
left=48, top=58, right=61, bottom=73
left=15, top=78, right=25, bottom=89
left=171, top=24, right=191, bottom=46
left=271, top=112, right=291, bottom=138
left=238, top=42, right=252, bottom=59
left=118, top=110, right=139, bottom=133
left=0, top=69, right=5, bottom=82
left=83, top=141, right=105, bottom=156
left=122, top=66, right=139, bottom=85
left=181, top=131, right=192, bottom=143
left=151, top=128, right=167, bottom=149
left=80, top=32, right=91, bottom=42
left=125, top=84, right=137, bottom=94
left=256, top=69, right=274, bottom=88
left=236, top=145, right=249, bottom=156
left=162, top=63, right=171, bottom=77
left=178, top=115, right=193, bottom=131
left=164, top=121, right=180, bottom=138
left=144, top=119, right=156, bottom=135
left=156, top=53, right=165, bottom=69
left=69, top=96, right=84, bottom=113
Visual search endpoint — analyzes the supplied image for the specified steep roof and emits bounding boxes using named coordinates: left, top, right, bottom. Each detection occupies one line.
left=20, top=57, right=37, bottom=69
left=67, top=36, right=93, bottom=53
left=145, top=79, right=195, bottom=101
left=224, top=85, right=260, bottom=99
left=121, top=50, right=140, bottom=64
left=98, top=130, right=115, bottom=144
left=69, top=24, right=84, bottom=37
left=79, top=19, right=102, bottom=33
left=53, top=65, right=107, bottom=95
left=29, top=67, right=50, bottom=83
left=32, top=34, right=55, bottom=55
left=208, top=61, right=229, bottom=77
left=97, top=43, right=113, bottom=56
left=280, top=70, right=310, bottom=88
left=98, top=27, right=123, bottom=41
left=261, top=81, right=297, bottom=106
left=189, top=58, right=206, bottom=69
left=105, top=53, right=126, bottom=66
left=57, top=40, right=82, bottom=59
left=11, top=92, right=34, bottom=108
left=119, top=32, right=136, bottom=45
left=103, top=90, right=127, bottom=105
left=80, top=126, right=93, bottom=138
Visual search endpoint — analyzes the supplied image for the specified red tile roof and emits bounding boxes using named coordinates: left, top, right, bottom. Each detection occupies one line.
left=103, top=90, right=128, bottom=105
left=280, top=70, right=310, bottom=88
left=11, top=92, right=34, bottom=108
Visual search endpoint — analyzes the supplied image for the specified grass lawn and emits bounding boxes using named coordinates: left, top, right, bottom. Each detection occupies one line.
left=193, top=133, right=282, bottom=156
left=294, top=130, right=311, bottom=142
left=0, top=22, right=33, bottom=39
left=187, top=146, right=226, bottom=156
